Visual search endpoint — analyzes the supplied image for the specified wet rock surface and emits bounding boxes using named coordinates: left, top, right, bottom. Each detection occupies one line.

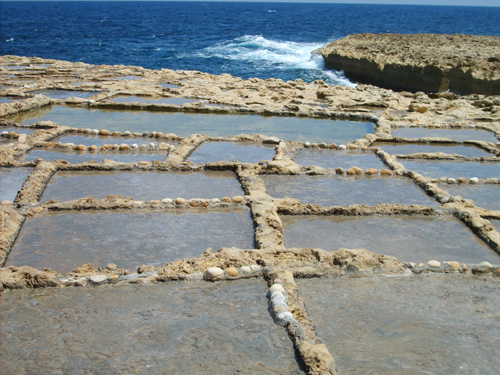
left=1, top=55, right=500, bottom=374
left=319, top=33, right=500, bottom=95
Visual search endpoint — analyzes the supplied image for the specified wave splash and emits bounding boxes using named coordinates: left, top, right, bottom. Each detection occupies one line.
left=194, top=35, right=354, bottom=86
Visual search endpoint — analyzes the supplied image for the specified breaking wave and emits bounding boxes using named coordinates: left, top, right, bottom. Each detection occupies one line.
left=192, top=35, right=355, bottom=86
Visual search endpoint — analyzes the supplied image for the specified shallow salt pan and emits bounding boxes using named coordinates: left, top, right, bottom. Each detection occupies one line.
left=373, top=142, right=492, bottom=158
left=281, top=214, right=500, bottom=263
left=19, top=149, right=168, bottom=163
left=188, top=142, right=276, bottom=164
left=0, top=167, right=32, bottom=202
left=294, top=149, right=386, bottom=170
left=29, top=89, right=97, bottom=99
left=440, top=183, right=500, bottom=211
left=7, top=105, right=374, bottom=143
left=110, top=95, right=198, bottom=105
left=1, top=280, right=304, bottom=374
left=298, top=275, right=500, bottom=375
left=41, top=170, right=243, bottom=202
left=262, top=175, right=436, bottom=206
left=400, top=159, right=500, bottom=179
left=8, top=209, right=255, bottom=272
left=392, top=127, right=499, bottom=143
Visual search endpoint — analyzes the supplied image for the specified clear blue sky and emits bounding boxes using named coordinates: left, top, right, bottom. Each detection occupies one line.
left=8, top=0, right=500, bottom=6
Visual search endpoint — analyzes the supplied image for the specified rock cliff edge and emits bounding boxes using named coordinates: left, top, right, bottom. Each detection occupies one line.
left=319, top=33, right=500, bottom=95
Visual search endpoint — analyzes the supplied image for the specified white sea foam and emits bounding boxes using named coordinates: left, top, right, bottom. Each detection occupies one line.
left=193, top=35, right=355, bottom=86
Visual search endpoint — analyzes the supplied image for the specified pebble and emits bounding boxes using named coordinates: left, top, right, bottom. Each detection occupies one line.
left=88, top=145, right=99, bottom=151
left=472, top=261, right=492, bottom=274
left=123, top=131, right=131, bottom=136
left=428, top=260, right=441, bottom=268
left=276, top=311, right=295, bottom=325
left=365, top=168, right=378, bottom=175
left=348, top=144, right=358, bottom=150
left=335, top=167, right=344, bottom=175
left=447, top=178, right=457, bottom=184
left=232, top=195, right=244, bottom=203
left=89, top=275, right=108, bottom=285
left=319, top=142, right=328, bottom=149
left=211, top=198, right=221, bottom=204
left=329, top=143, right=337, bottom=149
left=204, top=267, right=224, bottom=281
left=263, top=136, right=280, bottom=144
left=311, top=143, right=319, bottom=148
left=380, top=169, right=393, bottom=176
left=304, top=142, right=311, bottom=148
left=75, top=144, right=86, bottom=151
left=161, top=198, right=173, bottom=204
left=221, top=197, right=232, bottom=203
left=225, top=267, right=239, bottom=277
left=91, top=129, right=99, bottom=135
left=240, top=265, right=253, bottom=274
left=338, top=144, right=347, bottom=150
left=470, top=177, right=479, bottom=184
left=17, top=134, right=27, bottom=143
left=446, top=261, right=460, bottom=270
left=1, top=200, right=12, bottom=205
left=137, top=161, right=150, bottom=166
left=175, top=198, right=186, bottom=205
left=250, top=264, right=261, bottom=272
left=131, top=144, right=138, bottom=150
left=269, top=283, right=285, bottom=293
left=100, top=129, right=111, bottom=136
left=119, top=143, right=131, bottom=151
left=189, top=199, right=203, bottom=207
left=347, top=166, right=363, bottom=175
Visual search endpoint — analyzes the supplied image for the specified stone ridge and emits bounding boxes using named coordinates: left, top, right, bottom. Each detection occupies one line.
left=318, top=33, right=500, bottom=95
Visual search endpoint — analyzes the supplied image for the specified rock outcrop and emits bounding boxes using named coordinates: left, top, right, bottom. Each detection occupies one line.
left=319, top=33, right=500, bottom=95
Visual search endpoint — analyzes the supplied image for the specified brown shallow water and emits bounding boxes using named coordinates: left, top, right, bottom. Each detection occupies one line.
left=8, top=208, right=255, bottom=272
left=0, top=279, right=304, bottom=375
left=41, top=170, right=243, bottom=202
left=262, top=175, right=436, bottom=206
left=281, top=215, right=500, bottom=264
left=298, top=274, right=500, bottom=375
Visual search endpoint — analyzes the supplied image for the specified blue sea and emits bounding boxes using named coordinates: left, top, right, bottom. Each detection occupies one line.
left=1, top=1, right=499, bottom=85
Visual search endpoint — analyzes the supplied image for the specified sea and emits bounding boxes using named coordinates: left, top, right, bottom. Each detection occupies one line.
left=1, top=1, right=500, bottom=86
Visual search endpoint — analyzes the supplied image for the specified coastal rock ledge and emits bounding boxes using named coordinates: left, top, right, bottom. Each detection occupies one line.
left=319, top=33, right=500, bottom=95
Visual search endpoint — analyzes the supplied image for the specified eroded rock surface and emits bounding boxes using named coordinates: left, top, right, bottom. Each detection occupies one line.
left=319, top=33, right=500, bottom=95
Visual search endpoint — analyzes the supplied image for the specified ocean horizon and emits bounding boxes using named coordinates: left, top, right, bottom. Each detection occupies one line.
left=1, top=1, right=500, bottom=84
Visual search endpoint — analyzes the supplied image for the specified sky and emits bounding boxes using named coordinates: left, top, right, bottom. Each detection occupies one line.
left=7, top=0, right=500, bottom=6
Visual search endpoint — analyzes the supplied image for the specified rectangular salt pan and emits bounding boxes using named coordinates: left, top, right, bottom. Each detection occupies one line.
left=294, top=149, right=385, bottom=170
left=19, top=149, right=168, bottom=163
left=281, top=215, right=500, bottom=263
left=298, top=275, right=500, bottom=375
left=1, top=280, right=303, bottom=374
left=7, top=105, right=374, bottom=143
left=401, top=159, right=500, bottom=179
left=0, top=167, right=32, bottom=202
left=41, top=170, right=243, bottom=202
left=262, top=175, right=436, bottom=206
left=8, top=209, right=254, bottom=272
left=392, top=128, right=498, bottom=143
left=373, top=142, right=491, bottom=158
left=188, top=142, right=276, bottom=164
left=110, top=95, right=197, bottom=105
left=440, top=183, right=500, bottom=211
left=392, top=127, right=499, bottom=143
left=29, top=90, right=97, bottom=99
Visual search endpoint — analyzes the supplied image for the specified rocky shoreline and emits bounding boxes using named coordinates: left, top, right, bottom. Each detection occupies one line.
left=319, top=33, right=500, bottom=95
